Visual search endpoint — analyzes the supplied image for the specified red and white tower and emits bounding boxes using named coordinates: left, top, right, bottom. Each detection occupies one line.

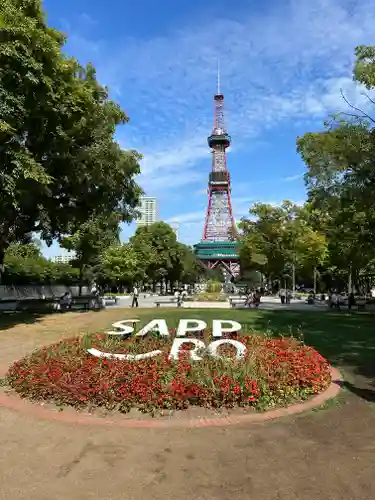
left=203, top=70, right=236, bottom=241
left=194, top=69, right=240, bottom=277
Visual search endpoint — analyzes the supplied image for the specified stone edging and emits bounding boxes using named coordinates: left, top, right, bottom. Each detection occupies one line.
left=0, top=367, right=343, bottom=428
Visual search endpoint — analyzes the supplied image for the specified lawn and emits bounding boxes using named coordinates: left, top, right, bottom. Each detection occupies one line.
left=0, top=307, right=374, bottom=393
left=0, top=307, right=374, bottom=500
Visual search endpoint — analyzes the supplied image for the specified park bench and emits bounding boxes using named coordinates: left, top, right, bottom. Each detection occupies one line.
left=60, top=295, right=103, bottom=312
left=0, top=299, right=21, bottom=313
left=356, top=299, right=367, bottom=312
left=229, top=297, right=248, bottom=308
left=103, top=295, right=119, bottom=305
left=154, top=298, right=180, bottom=308
left=18, top=298, right=58, bottom=311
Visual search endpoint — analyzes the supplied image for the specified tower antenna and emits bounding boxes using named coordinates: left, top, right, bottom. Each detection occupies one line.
left=217, top=60, right=220, bottom=94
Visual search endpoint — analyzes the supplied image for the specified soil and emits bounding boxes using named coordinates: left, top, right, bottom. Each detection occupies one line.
left=0, top=310, right=374, bottom=500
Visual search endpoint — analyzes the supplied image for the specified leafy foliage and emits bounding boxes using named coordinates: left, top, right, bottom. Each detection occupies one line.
left=239, top=201, right=328, bottom=287
left=296, top=45, right=375, bottom=289
left=0, top=0, right=142, bottom=270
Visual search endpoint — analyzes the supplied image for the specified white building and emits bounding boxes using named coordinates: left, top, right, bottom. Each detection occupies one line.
left=53, top=253, right=76, bottom=264
left=136, top=196, right=158, bottom=228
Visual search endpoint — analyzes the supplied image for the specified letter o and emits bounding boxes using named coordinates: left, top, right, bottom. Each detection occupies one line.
left=207, top=339, right=246, bottom=360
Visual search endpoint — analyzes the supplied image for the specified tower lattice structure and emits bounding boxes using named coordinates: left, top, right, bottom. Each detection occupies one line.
left=194, top=73, right=240, bottom=278
left=203, top=84, right=236, bottom=241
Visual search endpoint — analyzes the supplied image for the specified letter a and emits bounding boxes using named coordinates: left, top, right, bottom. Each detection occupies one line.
left=136, top=319, right=170, bottom=338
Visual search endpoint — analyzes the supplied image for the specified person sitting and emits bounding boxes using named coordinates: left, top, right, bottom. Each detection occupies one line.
left=245, top=291, right=254, bottom=308
left=253, top=289, right=261, bottom=308
left=59, top=292, right=72, bottom=311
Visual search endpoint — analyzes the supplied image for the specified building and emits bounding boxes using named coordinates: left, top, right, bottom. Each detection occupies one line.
left=136, top=196, right=158, bottom=228
left=53, top=253, right=76, bottom=264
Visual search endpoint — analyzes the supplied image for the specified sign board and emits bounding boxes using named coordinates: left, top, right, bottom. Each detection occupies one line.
left=87, top=319, right=246, bottom=361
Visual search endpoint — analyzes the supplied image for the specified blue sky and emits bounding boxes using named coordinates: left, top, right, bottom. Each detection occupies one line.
left=41, top=0, right=375, bottom=258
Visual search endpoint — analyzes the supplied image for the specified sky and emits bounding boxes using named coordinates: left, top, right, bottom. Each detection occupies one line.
left=41, top=0, right=375, bottom=258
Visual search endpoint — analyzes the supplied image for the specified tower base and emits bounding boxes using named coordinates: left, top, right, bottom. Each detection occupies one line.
left=194, top=241, right=240, bottom=278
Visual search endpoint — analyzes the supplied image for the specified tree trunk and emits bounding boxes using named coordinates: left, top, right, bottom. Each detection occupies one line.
left=292, top=262, right=296, bottom=294
left=0, top=247, right=5, bottom=285
left=313, top=266, right=317, bottom=295
left=348, top=264, right=352, bottom=294
left=78, top=262, right=84, bottom=296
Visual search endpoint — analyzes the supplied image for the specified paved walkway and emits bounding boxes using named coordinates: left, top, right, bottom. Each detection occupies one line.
left=0, top=313, right=374, bottom=499
left=111, top=295, right=325, bottom=311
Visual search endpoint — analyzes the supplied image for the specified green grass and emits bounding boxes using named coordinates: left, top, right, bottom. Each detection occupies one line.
left=1, top=307, right=373, bottom=402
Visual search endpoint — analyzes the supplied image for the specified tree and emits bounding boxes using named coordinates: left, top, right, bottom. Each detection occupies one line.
left=97, top=243, right=144, bottom=288
left=239, top=201, right=328, bottom=291
left=130, top=222, right=179, bottom=291
left=239, top=201, right=296, bottom=283
left=297, top=45, right=375, bottom=290
left=60, top=214, right=120, bottom=294
left=6, top=240, right=42, bottom=260
left=0, top=0, right=142, bottom=277
left=2, top=253, right=79, bottom=286
left=163, top=242, right=204, bottom=288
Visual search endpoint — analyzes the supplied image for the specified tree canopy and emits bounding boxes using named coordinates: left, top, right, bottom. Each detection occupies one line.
left=0, top=0, right=142, bottom=271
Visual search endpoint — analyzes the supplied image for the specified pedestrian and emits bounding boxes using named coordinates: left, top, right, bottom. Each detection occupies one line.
left=177, top=289, right=183, bottom=308
left=59, top=292, right=72, bottom=311
left=131, top=285, right=139, bottom=308
left=280, top=289, right=286, bottom=304
left=348, top=292, right=355, bottom=311
left=254, top=289, right=261, bottom=308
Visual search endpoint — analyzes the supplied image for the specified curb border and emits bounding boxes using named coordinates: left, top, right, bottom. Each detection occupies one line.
left=0, top=367, right=343, bottom=428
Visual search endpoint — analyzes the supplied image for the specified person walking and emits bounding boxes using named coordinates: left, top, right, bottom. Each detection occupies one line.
left=348, top=292, right=355, bottom=311
left=131, top=285, right=139, bottom=308
left=279, top=289, right=286, bottom=304
left=177, top=289, right=184, bottom=308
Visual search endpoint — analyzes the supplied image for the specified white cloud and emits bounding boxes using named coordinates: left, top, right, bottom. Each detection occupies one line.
left=96, top=0, right=375, bottom=193
left=283, top=174, right=304, bottom=182
left=57, top=0, right=375, bottom=249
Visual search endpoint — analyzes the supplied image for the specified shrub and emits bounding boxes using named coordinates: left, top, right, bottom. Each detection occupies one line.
left=206, top=280, right=222, bottom=293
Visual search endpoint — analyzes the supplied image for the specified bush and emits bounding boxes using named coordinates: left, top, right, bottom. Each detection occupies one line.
left=6, top=331, right=331, bottom=415
left=206, top=280, right=222, bottom=293
left=3, top=255, right=79, bottom=285
left=196, top=292, right=227, bottom=301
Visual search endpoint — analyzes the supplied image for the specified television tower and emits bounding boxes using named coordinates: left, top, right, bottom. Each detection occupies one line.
left=194, top=66, right=240, bottom=277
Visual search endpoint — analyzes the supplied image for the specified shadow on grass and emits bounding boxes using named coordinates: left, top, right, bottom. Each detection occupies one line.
left=0, top=311, right=52, bottom=332
left=0, top=309, right=100, bottom=332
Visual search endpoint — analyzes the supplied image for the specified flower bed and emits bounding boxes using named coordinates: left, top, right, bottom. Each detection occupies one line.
left=5, top=331, right=331, bottom=415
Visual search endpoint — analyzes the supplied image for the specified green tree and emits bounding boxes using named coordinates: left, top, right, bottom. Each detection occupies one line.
left=239, top=201, right=327, bottom=291
left=297, top=45, right=375, bottom=290
left=97, top=243, right=144, bottom=288
left=0, top=0, right=142, bottom=277
left=130, top=222, right=179, bottom=291
left=239, top=201, right=295, bottom=283
left=60, top=215, right=120, bottom=294
left=3, top=253, right=79, bottom=286
left=6, top=240, right=42, bottom=260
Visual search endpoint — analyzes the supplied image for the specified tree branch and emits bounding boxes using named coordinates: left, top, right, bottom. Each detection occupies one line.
left=339, top=89, right=375, bottom=124
left=360, top=91, right=375, bottom=107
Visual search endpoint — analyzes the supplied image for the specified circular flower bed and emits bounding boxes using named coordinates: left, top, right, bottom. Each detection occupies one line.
left=5, top=331, right=331, bottom=415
